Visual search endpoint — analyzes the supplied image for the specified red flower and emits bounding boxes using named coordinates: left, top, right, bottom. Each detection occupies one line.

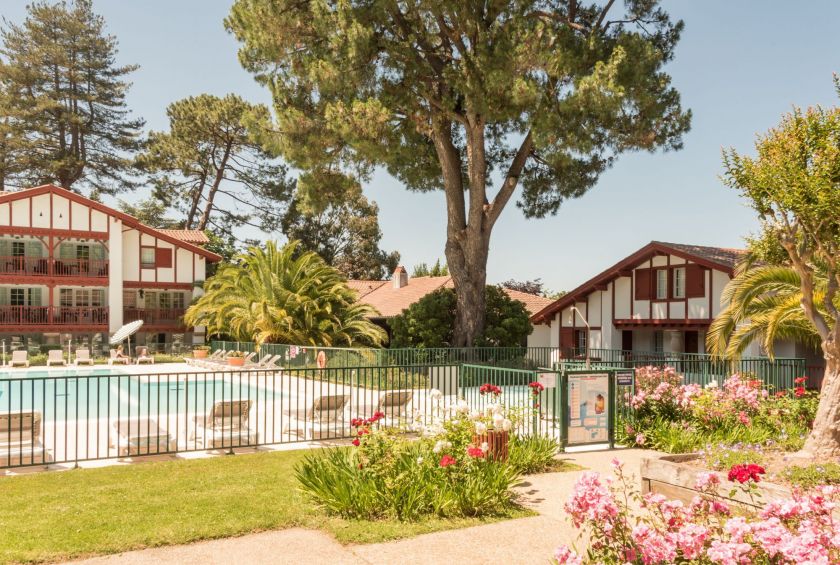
left=775, top=391, right=787, bottom=398
left=794, top=377, right=807, bottom=385
left=795, top=386, right=806, bottom=398
left=728, top=463, right=765, bottom=484
left=479, top=383, right=502, bottom=396
left=351, top=418, right=364, bottom=427
left=439, top=455, right=457, bottom=467
left=466, top=446, right=485, bottom=458
left=527, top=381, right=545, bottom=397
left=368, top=411, right=386, bottom=423
left=351, top=438, right=360, bottom=446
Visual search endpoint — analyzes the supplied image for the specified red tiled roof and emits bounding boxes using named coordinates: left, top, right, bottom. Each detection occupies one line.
left=157, top=229, right=210, bottom=245
left=348, top=275, right=554, bottom=318
left=530, top=241, right=746, bottom=324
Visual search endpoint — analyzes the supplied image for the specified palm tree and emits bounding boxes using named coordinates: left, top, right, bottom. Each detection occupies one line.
left=707, top=258, right=827, bottom=360
left=185, top=241, right=387, bottom=346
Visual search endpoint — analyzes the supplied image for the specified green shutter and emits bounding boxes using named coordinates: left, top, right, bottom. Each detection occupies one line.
left=0, top=239, right=10, bottom=258
left=91, top=244, right=104, bottom=260
left=59, top=243, right=74, bottom=259
left=26, top=240, right=42, bottom=257
left=29, top=288, right=41, bottom=306
left=0, top=287, right=8, bottom=306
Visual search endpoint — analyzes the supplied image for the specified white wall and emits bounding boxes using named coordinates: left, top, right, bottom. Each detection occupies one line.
left=108, top=220, right=124, bottom=332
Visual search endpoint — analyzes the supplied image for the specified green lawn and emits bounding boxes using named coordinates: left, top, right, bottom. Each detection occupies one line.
left=0, top=449, right=538, bottom=564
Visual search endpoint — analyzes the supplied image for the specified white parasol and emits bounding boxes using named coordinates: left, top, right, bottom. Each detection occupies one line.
left=109, top=320, right=144, bottom=357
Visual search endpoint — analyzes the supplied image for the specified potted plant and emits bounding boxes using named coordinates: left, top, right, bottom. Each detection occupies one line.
left=227, top=350, right=247, bottom=367
left=192, top=345, right=211, bottom=359
left=471, top=383, right=513, bottom=461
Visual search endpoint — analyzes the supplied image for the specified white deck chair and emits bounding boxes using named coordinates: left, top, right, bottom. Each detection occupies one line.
left=190, top=399, right=256, bottom=449
left=373, top=390, right=414, bottom=424
left=0, top=411, right=50, bottom=467
left=136, top=347, right=154, bottom=365
left=46, top=349, right=66, bottom=367
left=9, top=350, right=28, bottom=368
left=198, top=350, right=238, bottom=369
left=244, top=353, right=273, bottom=368
left=74, top=348, right=94, bottom=366
left=110, top=418, right=174, bottom=457
left=284, top=394, right=351, bottom=440
left=185, top=349, right=220, bottom=366
left=108, top=349, right=130, bottom=365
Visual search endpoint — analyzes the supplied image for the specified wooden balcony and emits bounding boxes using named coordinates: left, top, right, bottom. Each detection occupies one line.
left=123, top=308, right=186, bottom=327
left=0, top=257, right=108, bottom=279
left=0, top=306, right=109, bottom=330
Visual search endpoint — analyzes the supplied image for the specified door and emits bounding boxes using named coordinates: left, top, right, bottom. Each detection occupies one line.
left=684, top=331, right=699, bottom=354
left=621, top=330, right=633, bottom=352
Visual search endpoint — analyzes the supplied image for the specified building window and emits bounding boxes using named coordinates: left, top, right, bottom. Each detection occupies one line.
left=653, top=330, right=665, bottom=353
left=141, top=247, right=156, bottom=268
left=60, top=288, right=73, bottom=307
left=10, top=288, right=25, bottom=306
left=574, top=329, right=587, bottom=354
left=673, top=267, right=686, bottom=299
left=656, top=269, right=668, bottom=299
left=11, top=241, right=24, bottom=257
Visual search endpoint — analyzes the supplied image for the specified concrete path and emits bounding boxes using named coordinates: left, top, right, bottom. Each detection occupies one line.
left=70, top=449, right=657, bottom=565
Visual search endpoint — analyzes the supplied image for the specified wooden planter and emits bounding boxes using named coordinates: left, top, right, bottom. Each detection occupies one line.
left=228, top=357, right=246, bottom=367
left=193, top=349, right=209, bottom=359
left=472, top=429, right=509, bottom=461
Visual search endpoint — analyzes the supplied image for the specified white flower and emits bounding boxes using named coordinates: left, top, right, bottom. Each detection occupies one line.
left=474, top=421, right=487, bottom=435
left=433, top=440, right=452, bottom=453
left=480, top=442, right=489, bottom=452
left=493, top=413, right=504, bottom=428
left=456, top=399, right=470, bottom=414
left=468, top=410, right=481, bottom=420
left=416, top=456, right=424, bottom=465
left=429, top=388, right=443, bottom=401
left=502, top=418, right=512, bottom=431
left=705, top=380, right=718, bottom=389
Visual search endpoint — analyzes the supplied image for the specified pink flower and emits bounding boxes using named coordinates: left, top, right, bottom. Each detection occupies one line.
left=564, top=472, right=619, bottom=528
left=695, top=472, right=721, bottom=491
left=439, top=455, right=457, bottom=468
left=553, top=546, right=582, bottom=565
left=466, top=446, right=485, bottom=458
left=635, top=432, right=646, bottom=446
left=675, top=523, right=709, bottom=559
left=632, top=524, right=677, bottom=563
left=706, top=539, right=752, bottom=564
left=737, top=411, right=751, bottom=426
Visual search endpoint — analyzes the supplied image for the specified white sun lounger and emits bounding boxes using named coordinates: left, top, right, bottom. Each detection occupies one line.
left=46, top=349, right=66, bottom=367
left=110, top=418, right=174, bottom=457
left=283, top=394, right=351, bottom=440
left=10, top=350, right=28, bottom=368
left=74, top=348, right=94, bottom=366
left=190, top=399, right=257, bottom=449
left=0, top=411, right=51, bottom=467
left=373, top=390, right=414, bottom=424
left=108, top=349, right=130, bottom=365
left=136, top=347, right=154, bottom=365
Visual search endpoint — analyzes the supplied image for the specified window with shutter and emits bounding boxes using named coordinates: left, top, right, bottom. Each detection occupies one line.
left=123, top=290, right=137, bottom=308
left=0, top=287, right=9, bottom=306
left=141, top=247, right=155, bottom=268
left=634, top=268, right=652, bottom=300
left=685, top=264, right=706, bottom=298
left=559, top=327, right=575, bottom=354
left=29, top=288, right=41, bottom=306
left=673, top=267, right=686, bottom=299
left=26, top=240, right=42, bottom=257
left=655, top=269, right=668, bottom=299
left=155, top=248, right=173, bottom=268
left=59, top=243, right=75, bottom=259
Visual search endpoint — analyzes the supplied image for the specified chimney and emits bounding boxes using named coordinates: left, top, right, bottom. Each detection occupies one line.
left=393, top=265, right=408, bottom=289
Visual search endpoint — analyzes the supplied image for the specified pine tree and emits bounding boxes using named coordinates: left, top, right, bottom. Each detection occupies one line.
left=0, top=0, right=144, bottom=194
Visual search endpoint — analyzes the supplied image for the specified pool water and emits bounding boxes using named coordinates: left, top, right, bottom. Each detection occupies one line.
left=0, top=376, right=274, bottom=420
left=0, top=367, right=125, bottom=379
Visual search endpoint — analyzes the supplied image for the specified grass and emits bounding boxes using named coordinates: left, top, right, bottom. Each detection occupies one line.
left=0, top=449, right=536, bottom=564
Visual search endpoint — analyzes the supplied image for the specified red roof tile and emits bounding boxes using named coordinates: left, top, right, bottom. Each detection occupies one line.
left=157, top=229, right=210, bottom=245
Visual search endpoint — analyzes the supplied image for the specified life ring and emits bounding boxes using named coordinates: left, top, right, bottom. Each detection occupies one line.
left=316, top=350, right=327, bottom=369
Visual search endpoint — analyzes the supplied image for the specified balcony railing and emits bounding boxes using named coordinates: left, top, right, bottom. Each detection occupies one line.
left=123, top=308, right=185, bottom=326
left=0, top=306, right=108, bottom=326
left=0, top=257, right=108, bottom=278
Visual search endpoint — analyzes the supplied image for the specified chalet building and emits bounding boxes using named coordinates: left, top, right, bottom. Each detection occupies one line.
left=528, top=241, right=822, bottom=367
left=0, top=185, right=221, bottom=353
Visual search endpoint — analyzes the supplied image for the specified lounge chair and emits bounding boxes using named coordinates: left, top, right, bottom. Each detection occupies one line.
left=201, top=350, right=257, bottom=369
left=136, top=347, right=154, bottom=365
left=9, top=350, right=28, bottom=368
left=373, top=389, right=414, bottom=424
left=108, top=349, right=130, bottom=365
left=247, top=353, right=282, bottom=370
left=110, top=418, right=174, bottom=457
left=0, top=410, right=50, bottom=467
left=46, top=349, right=66, bottom=367
left=74, top=348, right=94, bottom=366
left=186, top=348, right=222, bottom=366
left=190, top=399, right=257, bottom=449
left=196, top=349, right=232, bottom=369
left=283, top=394, right=350, bottom=440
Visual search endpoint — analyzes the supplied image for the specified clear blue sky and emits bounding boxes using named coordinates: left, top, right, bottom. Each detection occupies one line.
left=1, top=0, right=838, bottom=292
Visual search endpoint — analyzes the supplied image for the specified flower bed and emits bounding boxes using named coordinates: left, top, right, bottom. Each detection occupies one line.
left=617, top=367, right=817, bottom=453
left=554, top=459, right=840, bottom=564
left=296, top=384, right=563, bottom=520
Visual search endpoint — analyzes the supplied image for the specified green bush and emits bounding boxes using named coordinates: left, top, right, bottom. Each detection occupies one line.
left=508, top=435, right=560, bottom=474
left=783, top=462, right=840, bottom=490
left=702, top=443, right=766, bottom=471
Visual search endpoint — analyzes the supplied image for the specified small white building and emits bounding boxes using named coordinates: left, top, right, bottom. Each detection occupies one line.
left=529, top=241, right=820, bottom=365
left=0, top=184, right=221, bottom=353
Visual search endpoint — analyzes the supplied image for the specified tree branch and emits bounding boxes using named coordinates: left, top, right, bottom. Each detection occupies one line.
left=487, top=131, right=533, bottom=227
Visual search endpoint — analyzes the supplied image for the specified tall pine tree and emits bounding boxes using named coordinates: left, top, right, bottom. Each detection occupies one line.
left=0, top=0, right=144, bottom=194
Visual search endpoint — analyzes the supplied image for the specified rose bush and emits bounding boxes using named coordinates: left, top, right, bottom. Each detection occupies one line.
left=617, top=367, right=818, bottom=453
left=296, top=386, right=560, bottom=520
left=554, top=460, right=840, bottom=564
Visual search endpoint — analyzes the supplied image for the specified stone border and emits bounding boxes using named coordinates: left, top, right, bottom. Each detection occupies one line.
left=640, top=453, right=791, bottom=510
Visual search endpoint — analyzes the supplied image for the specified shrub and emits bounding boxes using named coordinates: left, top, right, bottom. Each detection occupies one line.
left=702, top=443, right=765, bottom=471
left=782, top=462, right=840, bottom=490
left=617, top=368, right=817, bottom=454
left=508, top=435, right=560, bottom=475
left=553, top=461, right=840, bottom=564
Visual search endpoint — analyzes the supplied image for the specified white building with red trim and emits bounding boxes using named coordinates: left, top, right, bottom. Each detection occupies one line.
left=0, top=185, right=221, bottom=352
left=528, top=241, right=821, bottom=366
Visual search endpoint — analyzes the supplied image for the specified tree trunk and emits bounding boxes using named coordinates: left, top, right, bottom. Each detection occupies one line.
left=800, top=341, right=840, bottom=459
left=446, top=229, right=490, bottom=346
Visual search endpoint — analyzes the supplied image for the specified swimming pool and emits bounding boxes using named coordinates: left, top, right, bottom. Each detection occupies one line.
left=0, top=374, right=276, bottom=420
left=0, top=367, right=126, bottom=379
